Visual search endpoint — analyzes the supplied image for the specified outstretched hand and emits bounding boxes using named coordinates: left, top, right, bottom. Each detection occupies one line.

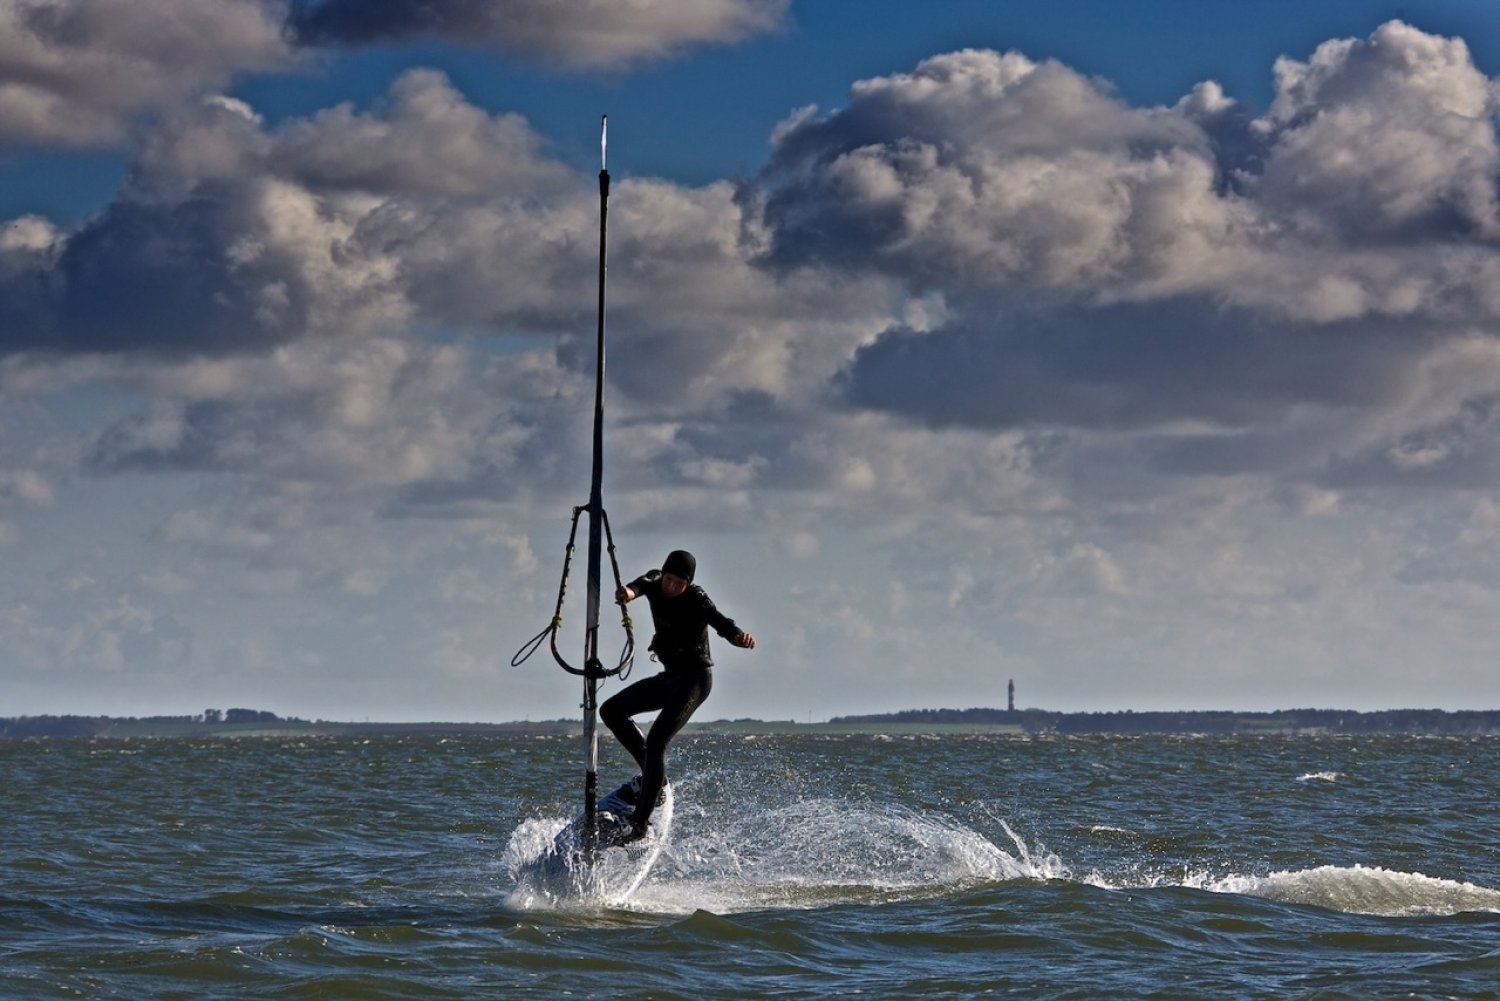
left=730, top=631, right=756, bottom=650
left=615, top=584, right=637, bottom=604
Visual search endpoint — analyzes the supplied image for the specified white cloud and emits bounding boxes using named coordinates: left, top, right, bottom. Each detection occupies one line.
left=10, top=19, right=1500, bottom=718
left=0, top=468, right=54, bottom=506
left=742, top=21, right=1500, bottom=520
left=156, top=507, right=274, bottom=552
left=0, top=0, right=292, bottom=148
left=0, top=214, right=61, bottom=264
left=271, top=69, right=572, bottom=198
left=7, top=23, right=1497, bottom=548
left=762, top=26, right=1500, bottom=332
left=80, top=337, right=568, bottom=499
left=761, top=48, right=1240, bottom=297
left=1256, top=21, right=1500, bottom=240
left=779, top=530, right=820, bottom=559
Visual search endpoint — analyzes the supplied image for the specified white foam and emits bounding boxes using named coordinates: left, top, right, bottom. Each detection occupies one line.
left=500, top=817, right=566, bottom=876
left=628, top=800, right=1064, bottom=914
left=504, top=783, right=678, bottom=911
left=500, top=794, right=1069, bottom=915
left=1296, top=771, right=1342, bottom=783
left=1093, top=862, right=1500, bottom=917
left=1201, top=864, right=1500, bottom=917
left=503, top=796, right=1500, bottom=921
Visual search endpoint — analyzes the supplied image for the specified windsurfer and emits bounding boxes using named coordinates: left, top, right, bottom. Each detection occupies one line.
left=603, top=549, right=755, bottom=839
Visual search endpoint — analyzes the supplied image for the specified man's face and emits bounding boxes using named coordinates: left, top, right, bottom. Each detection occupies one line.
left=661, top=572, right=689, bottom=598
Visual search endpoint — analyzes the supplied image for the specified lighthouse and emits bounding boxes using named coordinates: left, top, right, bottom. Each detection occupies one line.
left=1008, top=678, right=1015, bottom=712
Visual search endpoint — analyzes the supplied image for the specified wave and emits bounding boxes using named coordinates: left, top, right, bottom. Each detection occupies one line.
left=501, top=798, right=1500, bottom=920
left=1083, top=862, right=1500, bottom=918
left=502, top=798, right=1065, bottom=915
left=1194, top=864, right=1500, bottom=917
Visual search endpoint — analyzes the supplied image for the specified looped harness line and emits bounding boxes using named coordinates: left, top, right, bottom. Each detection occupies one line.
left=511, top=503, right=635, bottom=680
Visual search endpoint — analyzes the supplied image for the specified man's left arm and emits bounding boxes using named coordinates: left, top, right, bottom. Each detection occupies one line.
left=702, top=593, right=756, bottom=650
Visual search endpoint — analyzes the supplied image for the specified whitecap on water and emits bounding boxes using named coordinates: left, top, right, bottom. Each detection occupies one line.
left=1192, top=864, right=1500, bottom=917
left=1085, top=824, right=1141, bottom=837
left=1083, top=857, right=1500, bottom=918
left=1296, top=771, right=1342, bottom=783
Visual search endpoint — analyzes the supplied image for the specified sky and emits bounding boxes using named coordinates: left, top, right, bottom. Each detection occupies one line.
left=4, top=0, right=1500, bottom=723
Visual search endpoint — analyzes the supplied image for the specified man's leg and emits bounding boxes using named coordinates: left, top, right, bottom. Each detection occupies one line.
left=632, top=669, right=712, bottom=830
left=600, top=673, right=673, bottom=772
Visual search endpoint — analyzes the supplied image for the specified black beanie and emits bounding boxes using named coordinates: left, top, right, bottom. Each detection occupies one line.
left=662, top=549, right=696, bottom=582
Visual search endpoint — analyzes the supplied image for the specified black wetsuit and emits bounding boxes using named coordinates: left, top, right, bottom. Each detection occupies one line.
left=601, top=570, right=741, bottom=829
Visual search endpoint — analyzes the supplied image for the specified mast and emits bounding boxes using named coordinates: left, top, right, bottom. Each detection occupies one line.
left=509, top=115, right=634, bottom=869
left=581, top=115, right=610, bottom=861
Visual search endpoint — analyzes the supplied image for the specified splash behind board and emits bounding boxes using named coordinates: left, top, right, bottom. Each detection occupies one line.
left=520, top=778, right=674, bottom=903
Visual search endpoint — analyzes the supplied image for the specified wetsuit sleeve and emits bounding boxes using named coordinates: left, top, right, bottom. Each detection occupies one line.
left=697, top=590, right=741, bottom=639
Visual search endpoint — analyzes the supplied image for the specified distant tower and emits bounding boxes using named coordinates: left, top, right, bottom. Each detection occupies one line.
left=1008, top=679, right=1015, bottom=712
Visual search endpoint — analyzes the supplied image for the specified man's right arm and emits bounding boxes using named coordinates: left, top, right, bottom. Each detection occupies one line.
left=617, top=571, right=657, bottom=604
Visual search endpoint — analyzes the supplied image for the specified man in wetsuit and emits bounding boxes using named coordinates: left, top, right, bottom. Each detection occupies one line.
left=604, top=549, right=755, bottom=839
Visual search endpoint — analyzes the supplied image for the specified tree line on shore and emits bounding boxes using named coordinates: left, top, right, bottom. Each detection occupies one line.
left=0, top=711, right=577, bottom=740
left=0, top=709, right=293, bottom=739
left=828, top=706, right=1500, bottom=735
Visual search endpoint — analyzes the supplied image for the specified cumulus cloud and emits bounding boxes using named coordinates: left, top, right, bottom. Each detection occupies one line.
left=0, top=73, right=885, bottom=593
left=750, top=23, right=1500, bottom=496
left=2, top=63, right=893, bottom=405
left=80, top=337, right=573, bottom=500
left=11, top=18, right=1500, bottom=571
left=12, top=16, right=1500, bottom=717
left=0, top=0, right=783, bottom=153
left=270, top=69, right=574, bottom=198
left=762, top=30, right=1500, bottom=321
left=760, top=49, right=1238, bottom=296
left=0, top=71, right=573, bottom=354
left=0, top=0, right=291, bottom=148
left=1255, top=21, right=1500, bottom=240
left=286, top=0, right=789, bottom=70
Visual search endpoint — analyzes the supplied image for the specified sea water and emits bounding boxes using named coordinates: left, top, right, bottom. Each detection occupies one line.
left=3, top=732, right=1498, bottom=999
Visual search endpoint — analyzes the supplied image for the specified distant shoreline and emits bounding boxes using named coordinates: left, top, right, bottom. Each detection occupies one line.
left=4, top=706, right=1499, bottom=740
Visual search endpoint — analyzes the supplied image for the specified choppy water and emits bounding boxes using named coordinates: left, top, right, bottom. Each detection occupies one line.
left=3, top=732, right=1498, bottom=999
